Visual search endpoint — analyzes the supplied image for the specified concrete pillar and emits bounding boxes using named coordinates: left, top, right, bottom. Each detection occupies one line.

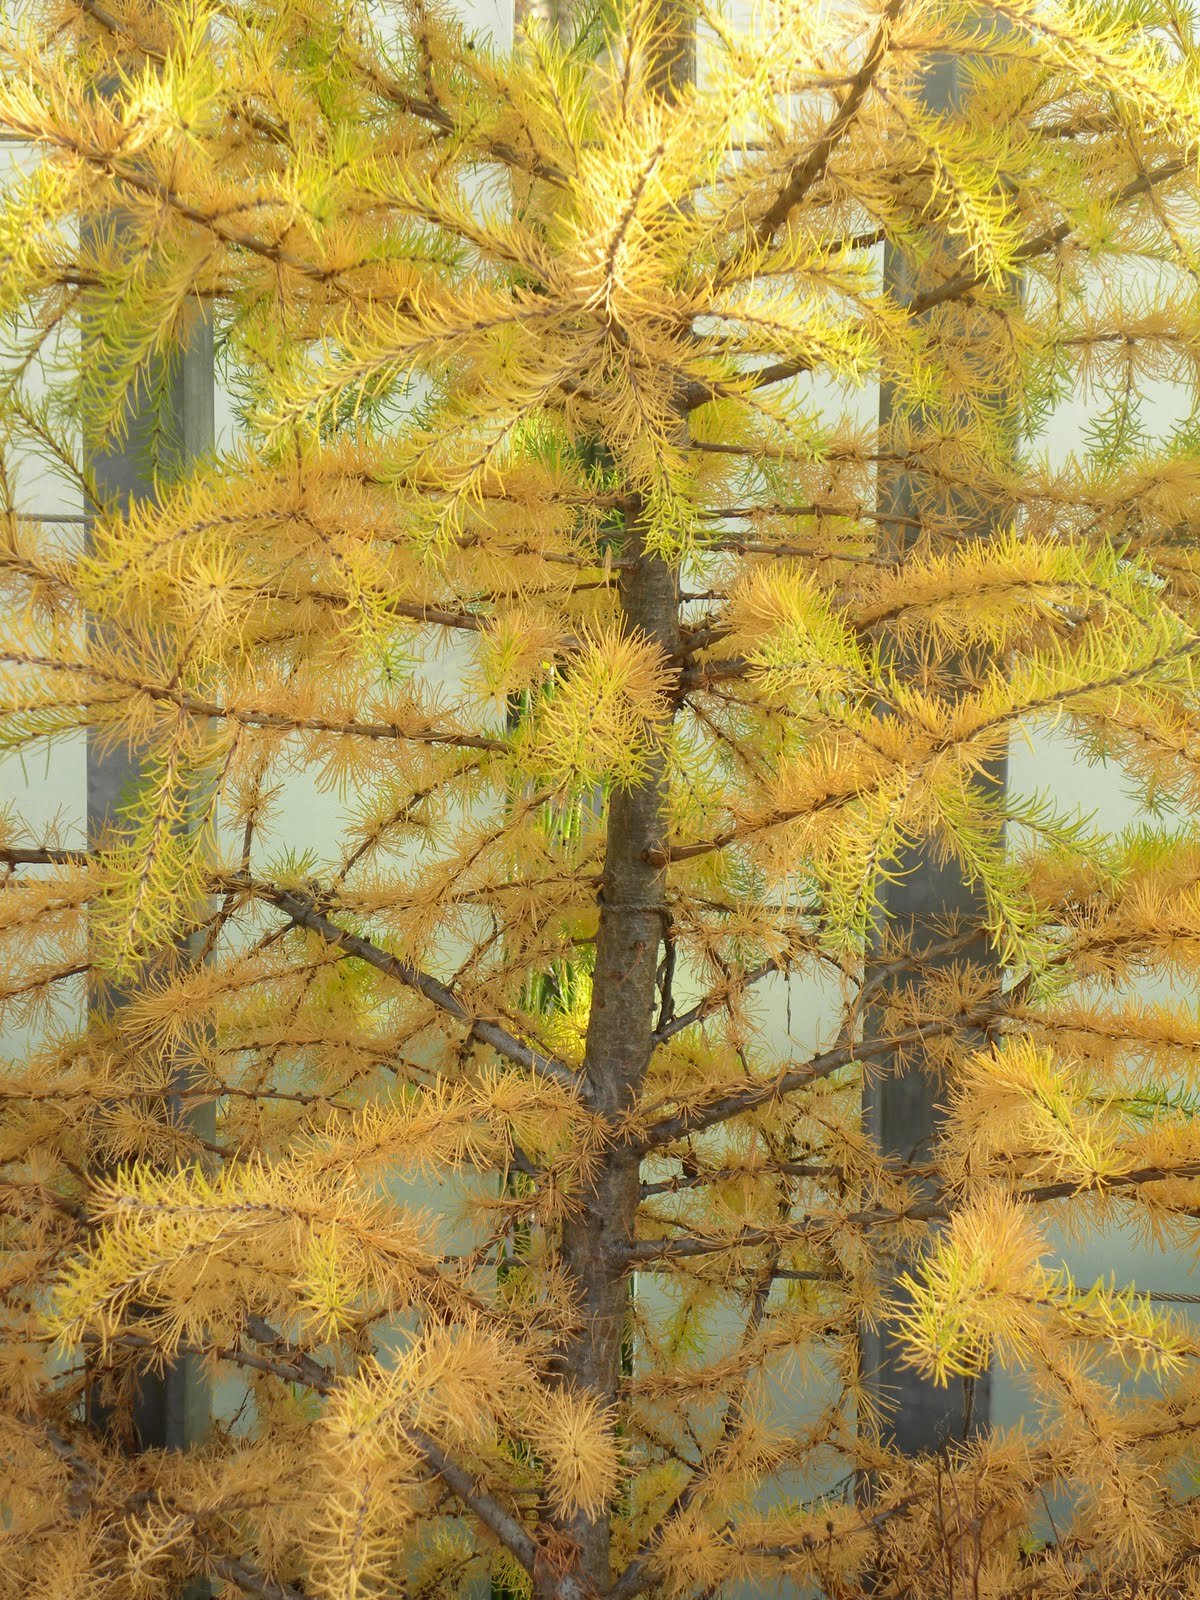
left=861, top=46, right=1009, bottom=1456
left=85, top=304, right=214, bottom=1455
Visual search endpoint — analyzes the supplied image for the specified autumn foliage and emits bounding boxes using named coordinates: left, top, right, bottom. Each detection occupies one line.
left=3, top=0, right=1200, bottom=1596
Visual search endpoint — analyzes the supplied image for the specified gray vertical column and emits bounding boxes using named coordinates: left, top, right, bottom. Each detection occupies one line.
left=85, top=309, right=215, bottom=1454
left=861, top=47, right=1008, bottom=1455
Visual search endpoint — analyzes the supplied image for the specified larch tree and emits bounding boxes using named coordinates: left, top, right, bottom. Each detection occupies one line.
left=3, top=1, right=1200, bottom=1598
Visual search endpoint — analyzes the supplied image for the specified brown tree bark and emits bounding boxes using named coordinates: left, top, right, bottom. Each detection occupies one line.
left=551, top=515, right=680, bottom=1593
left=540, top=11, right=693, bottom=1591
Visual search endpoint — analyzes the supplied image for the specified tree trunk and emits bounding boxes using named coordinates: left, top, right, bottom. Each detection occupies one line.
left=552, top=516, right=680, bottom=1593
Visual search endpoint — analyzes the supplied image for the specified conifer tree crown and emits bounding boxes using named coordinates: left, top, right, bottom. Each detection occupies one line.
left=2, top=0, right=1200, bottom=1595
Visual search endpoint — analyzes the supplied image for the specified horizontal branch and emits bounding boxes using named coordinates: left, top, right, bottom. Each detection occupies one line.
left=630, top=1155, right=1200, bottom=1265
left=681, top=354, right=818, bottom=413
left=156, top=690, right=508, bottom=752
left=641, top=1158, right=840, bottom=1197
left=627, top=1202, right=938, bottom=1264
left=1019, top=1158, right=1200, bottom=1208
left=700, top=538, right=890, bottom=565
left=2, top=650, right=506, bottom=751
left=697, top=501, right=920, bottom=530
left=1, top=852, right=579, bottom=1092
left=910, top=157, right=1190, bottom=315
left=673, top=655, right=750, bottom=700
left=0, top=846, right=87, bottom=867
left=637, top=1001, right=1006, bottom=1149
left=664, top=635, right=1200, bottom=864
left=0, top=961, right=92, bottom=999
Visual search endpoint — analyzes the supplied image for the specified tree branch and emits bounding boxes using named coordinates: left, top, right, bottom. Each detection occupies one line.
left=74, top=0, right=571, bottom=189
left=234, top=1320, right=559, bottom=1591
left=207, top=1556, right=308, bottom=1600
left=245, top=879, right=580, bottom=1091
left=909, top=158, right=1190, bottom=316
left=1, top=650, right=506, bottom=751
left=637, top=1001, right=1009, bottom=1149
left=627, top=1204, right=939, bottom=1263
left=1, top=850, right=580, bottom=1093
left=632, top=1156, right=1200, bottom=1265
left=650, top=958, right=784, bottom=1043
left=751, top=0, right=906, bottom=245
left=0, top=846, right=88, bottom=867
left=103, top=1317, right=568, bottom=1591
left=72, top=0, right=293, bottom=148
left=29, top=1415, right=309, bottom=1600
